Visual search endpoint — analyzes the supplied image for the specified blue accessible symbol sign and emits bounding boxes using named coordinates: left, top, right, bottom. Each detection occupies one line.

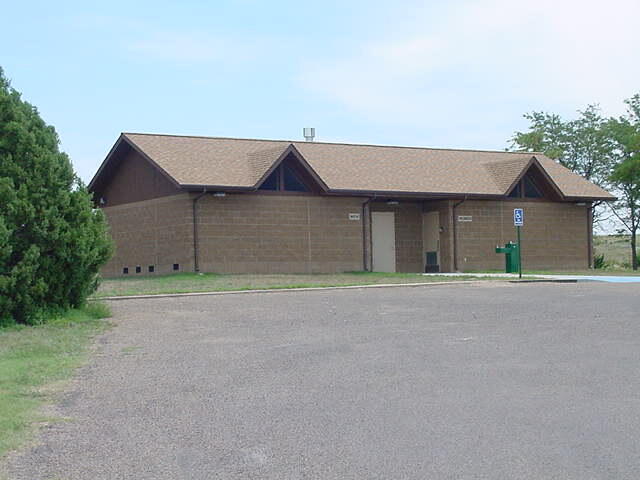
left=513, top=208, right=524, bottom=227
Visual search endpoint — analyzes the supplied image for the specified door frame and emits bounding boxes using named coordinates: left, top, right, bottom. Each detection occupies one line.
left=371, top=211, right=396, bottom=272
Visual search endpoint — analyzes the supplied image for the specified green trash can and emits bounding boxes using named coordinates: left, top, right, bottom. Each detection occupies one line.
left=495, top=241, right=520, bottom=273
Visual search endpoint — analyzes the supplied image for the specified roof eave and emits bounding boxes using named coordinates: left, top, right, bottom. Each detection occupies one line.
left=180, top=184, right=255, bottom=192
left=325, top=188, right=505, bottom=199
left=563, top=195, right=617, bottom=202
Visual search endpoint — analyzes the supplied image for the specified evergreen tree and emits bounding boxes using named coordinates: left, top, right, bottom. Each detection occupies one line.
left=0, top=67, right=112, bottom=325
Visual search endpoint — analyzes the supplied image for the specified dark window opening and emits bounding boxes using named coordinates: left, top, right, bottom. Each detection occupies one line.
left=135, top=266, right=141, bottom=274
left=523, top=175, right=542, bottom=198
left=508, top=174, right=544, bottom=199
left=258, top=164, right=310, bottom=192
left=173, top=263, right=180, bottom=271
left=283, top=165, right=308, bottom=192
left=123, top=267, right=129, bottom=275
left=259, top=169, right=279, bottom=190
left=148, top=265, right=155, bottom=273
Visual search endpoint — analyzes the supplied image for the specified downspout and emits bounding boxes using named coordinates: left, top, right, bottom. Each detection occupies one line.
left=361, top=196, right=373, bottom=271
left=192, top=189, right=208, bottom=273
left=452, top=195, right=467, bottom=272
left=587, top=203, right=594, bottom=269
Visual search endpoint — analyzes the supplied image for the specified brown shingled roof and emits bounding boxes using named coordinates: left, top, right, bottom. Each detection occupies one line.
left=91, top=132, right=614, bottom=200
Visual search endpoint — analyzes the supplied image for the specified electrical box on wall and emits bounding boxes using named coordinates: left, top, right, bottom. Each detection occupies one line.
left=348, top=213, right=361, bottom=221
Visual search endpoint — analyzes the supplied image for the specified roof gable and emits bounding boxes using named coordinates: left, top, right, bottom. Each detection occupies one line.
left=505, top=159, right=563, bottom=200
left=532, top=155, right=612, bottom=200
left=255, top=147, right=328, bottom=193
left=503, top=157, right=563, bottom=198
left=253, top=144, right=328, bottom=192
left=88, top=134, right=180, bottom=196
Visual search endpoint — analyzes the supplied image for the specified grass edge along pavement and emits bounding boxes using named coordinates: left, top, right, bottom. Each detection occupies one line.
left=93, top=272, right=498, bottom=298
left=0, top=303, right=111, bottom=459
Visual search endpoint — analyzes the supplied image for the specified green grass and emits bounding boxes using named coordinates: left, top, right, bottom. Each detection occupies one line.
left=0, top=304, right=111, bottom=457
left=94, top=272, right=490, bottom=298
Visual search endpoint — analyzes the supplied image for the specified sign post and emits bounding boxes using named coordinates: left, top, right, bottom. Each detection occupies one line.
left=513, top=208, right=524, bottom=279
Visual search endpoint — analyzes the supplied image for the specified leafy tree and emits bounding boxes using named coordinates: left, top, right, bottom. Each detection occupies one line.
left=0, top=67, right=112, bottom=325
left=607, top=95, right=640, bottom=270
left=511, top=105, right=613, bottom=188
left=510, top=111, right=568, bottom=161
left=510, top=105, right=615, bottom=267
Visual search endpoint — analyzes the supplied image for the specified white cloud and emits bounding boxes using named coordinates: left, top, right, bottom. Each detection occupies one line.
left=298, top=0, right=640, bottom=127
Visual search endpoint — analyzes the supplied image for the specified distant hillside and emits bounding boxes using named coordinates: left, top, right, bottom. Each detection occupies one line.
left=594, top=235, right=633, bottom=268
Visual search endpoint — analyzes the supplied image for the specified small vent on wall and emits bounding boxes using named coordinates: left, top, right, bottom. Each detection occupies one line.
left=173, top=263, right=180, bottom=271
left=123, top=267, right=129, bottom=275
left=148, top=265, right=155, bottom=273
left=135, top=266, right=141, bottom=273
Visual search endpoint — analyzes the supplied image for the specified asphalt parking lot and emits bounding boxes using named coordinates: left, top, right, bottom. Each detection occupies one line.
left=5, top=282, right=640, bottom=479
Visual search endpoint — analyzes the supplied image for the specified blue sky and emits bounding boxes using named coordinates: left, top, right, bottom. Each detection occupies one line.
left=2, top=0, right=639, bottom=183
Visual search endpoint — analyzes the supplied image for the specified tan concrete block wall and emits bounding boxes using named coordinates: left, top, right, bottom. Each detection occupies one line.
left=197, top=194, right=365, bottom=274
left=455, top=200, right=590, bottom=271
left=100, top=194, right=194, bottom=277
left=100, top=193, right=590, bottom=277
left=396, top=204, right=424, bottom=272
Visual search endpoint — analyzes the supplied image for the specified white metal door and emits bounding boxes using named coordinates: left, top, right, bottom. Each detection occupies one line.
left=372, top=212, right=396, bottom=272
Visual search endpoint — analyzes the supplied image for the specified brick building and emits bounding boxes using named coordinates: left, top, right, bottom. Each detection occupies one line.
left=89, top=133, right=613, bottom=277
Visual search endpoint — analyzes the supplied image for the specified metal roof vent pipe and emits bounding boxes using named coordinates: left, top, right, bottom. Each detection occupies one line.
left=303, top=127, right=315, bottom=142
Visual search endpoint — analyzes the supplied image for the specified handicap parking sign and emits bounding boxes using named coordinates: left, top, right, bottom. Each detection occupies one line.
left=513, top=208, right=524, bottom=226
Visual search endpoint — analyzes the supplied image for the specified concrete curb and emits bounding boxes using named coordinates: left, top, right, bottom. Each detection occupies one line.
left=509, top=279, right=578, bottom=284
left=92, top=280, right=499, bottom=301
